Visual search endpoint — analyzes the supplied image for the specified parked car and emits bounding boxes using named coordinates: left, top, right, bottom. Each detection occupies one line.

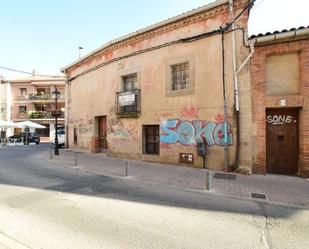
left=50, top=130, right=65, bottom=148
left=8, top=132, right=40, bottom=145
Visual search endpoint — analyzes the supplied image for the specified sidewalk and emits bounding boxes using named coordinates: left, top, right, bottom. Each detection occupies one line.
left=43, top=149, right=309, bottom=208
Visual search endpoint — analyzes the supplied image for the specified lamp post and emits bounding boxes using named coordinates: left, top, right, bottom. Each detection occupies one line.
left=78, top=46, right=83, bottom=59
left=52, top=87, right=61, bottom=155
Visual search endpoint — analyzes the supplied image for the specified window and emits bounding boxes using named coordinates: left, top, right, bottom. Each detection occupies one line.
left=123, top=74, right=137, bottom=92
left=171, top=62, right=189, bottom=90
left=266, top=53, right=300, bottom=95
left=37, top=88, right=46, bottom=94
left=143, top=125, right=160, bottom=155
left=166, top=56, right=194, bottom=96
left=20, top=88, right=27, bottom=96
left=121, top=74, right=137, bottom=114
left=19, top=106, right=27, bottom=114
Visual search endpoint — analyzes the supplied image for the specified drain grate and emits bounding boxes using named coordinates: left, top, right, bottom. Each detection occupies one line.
left=213, top=173, right=237, bottom=180
left=251, top=193, right=267, bottom=200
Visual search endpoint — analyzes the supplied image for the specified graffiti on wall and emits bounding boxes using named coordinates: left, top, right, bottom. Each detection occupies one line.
left=160, top=119, right=233, bottom=146
left=108, top=107, right=123, bottom=134
left=215, top=113, right=225, bottom=123
left=153, top=112, right=172, bottom=122
left=108, top=107, right=138, bottom=140
left=266, top=115, right=295, bottom=125
left=69, top=116, right=93, bottom=134
left=180, top=107, right=199, bottom=118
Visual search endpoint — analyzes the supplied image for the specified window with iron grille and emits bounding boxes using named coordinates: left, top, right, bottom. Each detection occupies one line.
left=171, top=62, right=189, bottom=90
left=143, top=125, right=160, bottom=155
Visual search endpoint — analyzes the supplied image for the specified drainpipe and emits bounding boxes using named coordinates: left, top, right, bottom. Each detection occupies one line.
left=221, top=30, right=229, bottom=171
left=229, top=0, right=256, bottom=168
left=236, top=41, right=254, bottom=75
left=229, top=0, right=240, bottom=168
left=64, top=80, right=69, bottom=147
left=64, top=79, right=69, bottom=148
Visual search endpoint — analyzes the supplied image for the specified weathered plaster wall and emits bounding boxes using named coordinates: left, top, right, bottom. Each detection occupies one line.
left=66, top=0, right=252, bottom=170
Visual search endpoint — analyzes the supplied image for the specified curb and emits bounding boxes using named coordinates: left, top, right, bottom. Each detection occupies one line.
left=37, top=153, right=309, bottom=210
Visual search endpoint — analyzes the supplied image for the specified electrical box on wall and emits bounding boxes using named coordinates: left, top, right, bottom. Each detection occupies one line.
left=179, top=153, right=194, bottom=165
left=197, top=142, right=206, bottom=156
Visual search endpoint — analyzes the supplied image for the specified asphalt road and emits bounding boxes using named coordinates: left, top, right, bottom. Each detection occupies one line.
left=0, top=145, right=308, bottom=249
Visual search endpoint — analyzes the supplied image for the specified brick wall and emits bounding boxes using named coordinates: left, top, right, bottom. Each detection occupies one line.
left=251, top=39, right=309, bottom=177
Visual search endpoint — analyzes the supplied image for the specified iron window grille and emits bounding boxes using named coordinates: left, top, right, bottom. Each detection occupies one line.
left=116, top=74, right=140, bottom=117
left=115, top=89, right=141, bottom=117
left=143, top=125, right=160, bottom=155
left=171, top=62, right=189, bottom=90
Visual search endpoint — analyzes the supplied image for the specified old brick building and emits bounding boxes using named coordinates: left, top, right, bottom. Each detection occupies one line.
left=250, top=26, right=309, bottom=177
left=62, top=0, right=253, bottom=171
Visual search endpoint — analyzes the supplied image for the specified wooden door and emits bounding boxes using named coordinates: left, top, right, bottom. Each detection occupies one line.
left=98, top=116, right=107, bottom=151
left=266, top=108, right=298, bottom=175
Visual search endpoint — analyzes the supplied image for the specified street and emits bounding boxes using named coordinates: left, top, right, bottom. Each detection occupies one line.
left=0, top=145, right=308, bottom=249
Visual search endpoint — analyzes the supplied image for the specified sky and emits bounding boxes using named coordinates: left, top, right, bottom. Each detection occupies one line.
left=0, top=0, right=308, bottom=79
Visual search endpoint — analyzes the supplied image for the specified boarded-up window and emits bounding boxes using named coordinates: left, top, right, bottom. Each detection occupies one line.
left=266, top=53, right=300, bottom=95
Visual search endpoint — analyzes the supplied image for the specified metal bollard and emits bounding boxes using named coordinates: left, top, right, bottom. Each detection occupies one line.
left=49, top=143, right=53, bottom=160
left=205, top=170, right=212, bottom=191
left=125, top=161, right=129, bottom=177
left=74, top=152, right=79, bottom=167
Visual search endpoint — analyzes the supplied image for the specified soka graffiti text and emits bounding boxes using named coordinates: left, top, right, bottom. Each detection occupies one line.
left=160, top=119, right=233, bottom=146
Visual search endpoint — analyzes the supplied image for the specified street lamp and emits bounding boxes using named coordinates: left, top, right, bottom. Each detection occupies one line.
left=52, top=87, right=61, bottom=155
left=78, top=46, right=83, bottom=59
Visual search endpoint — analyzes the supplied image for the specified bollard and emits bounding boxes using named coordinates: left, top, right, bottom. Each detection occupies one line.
left=125, top=161, right=129, bottom=177
left=205, top=170, right=212, bottom=191
left=49, top=143, right=53, bottom=160
left=74, top=152, right=79, bottom=167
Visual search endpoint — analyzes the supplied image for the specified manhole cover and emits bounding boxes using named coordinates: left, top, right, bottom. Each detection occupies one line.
left=251, top=193, right=267, bottom=199
left=213, top=172, right=237, bottom=180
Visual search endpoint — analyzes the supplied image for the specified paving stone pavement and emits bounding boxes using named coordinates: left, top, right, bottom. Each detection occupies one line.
left=44, top=149, right=309, bottom=208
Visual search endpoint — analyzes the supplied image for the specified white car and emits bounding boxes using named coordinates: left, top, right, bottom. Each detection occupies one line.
left=50, top=130, right=65, bottom=147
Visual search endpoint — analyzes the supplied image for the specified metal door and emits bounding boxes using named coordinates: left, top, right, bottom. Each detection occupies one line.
left=98, top=116, right=107, bottom=151
left=266, top=108, right=298, bottom=175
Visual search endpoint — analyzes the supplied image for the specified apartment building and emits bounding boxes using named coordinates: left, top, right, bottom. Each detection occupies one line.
left=5, top=74, right=65, bottom=140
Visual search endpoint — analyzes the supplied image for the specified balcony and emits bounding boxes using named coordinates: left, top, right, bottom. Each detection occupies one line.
left=115, top=89, right=141, bottom=117
left=29, top=93, right=65, bottom=102
left=29, top=93, right=51, bottom=101
left=28, top=111, right=65, bottom=119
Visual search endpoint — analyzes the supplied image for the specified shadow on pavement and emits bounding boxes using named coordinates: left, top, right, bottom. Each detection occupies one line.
left=0, top=145, right=307, bottom=220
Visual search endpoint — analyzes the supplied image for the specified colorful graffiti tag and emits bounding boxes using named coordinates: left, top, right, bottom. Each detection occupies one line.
left=180, top=107, right=199, bottom=118
left=160, top=119, right=232, bottom=146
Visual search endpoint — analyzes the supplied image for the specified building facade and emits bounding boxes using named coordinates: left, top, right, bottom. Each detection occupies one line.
left=5, top=75, right=65, bottom=140
left=62, top=0, right=253, bottom=171
left=250, top=27, right=309, bottom=178
left=0, top=77, right=9, bottom=139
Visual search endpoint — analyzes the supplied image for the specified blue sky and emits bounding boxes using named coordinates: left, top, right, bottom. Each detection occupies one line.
left=0, top=0, right=308, bottom=79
